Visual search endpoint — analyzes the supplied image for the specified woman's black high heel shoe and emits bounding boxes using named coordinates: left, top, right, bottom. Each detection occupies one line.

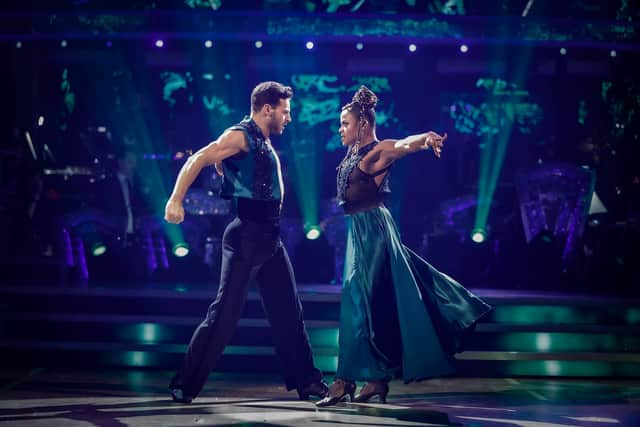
left=352, top=381, right=389, bottom=403
left=315, top=379, right=356, bottom=407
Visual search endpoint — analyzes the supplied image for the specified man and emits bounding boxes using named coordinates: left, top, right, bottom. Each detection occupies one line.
left=94, top=147, right=150, bottom=282
left=164, top=81, right=328, bottom=403
left=109, top=148, right=139, bottom=244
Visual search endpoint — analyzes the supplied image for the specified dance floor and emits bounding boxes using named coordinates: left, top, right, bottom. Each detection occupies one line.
left=1, top=368, right=639, bottom=426
left=1, top=284, right=639, bottom=425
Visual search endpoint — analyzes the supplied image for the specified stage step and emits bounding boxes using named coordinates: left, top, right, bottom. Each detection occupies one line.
left=1, top=285, right=639, bottom=377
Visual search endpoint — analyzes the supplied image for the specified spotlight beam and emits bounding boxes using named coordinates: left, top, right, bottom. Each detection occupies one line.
left=473, top=44, right=534, bottom=237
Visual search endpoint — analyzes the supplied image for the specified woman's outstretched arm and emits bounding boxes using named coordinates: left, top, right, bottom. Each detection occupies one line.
left=359, top=131, right=446, bottom=175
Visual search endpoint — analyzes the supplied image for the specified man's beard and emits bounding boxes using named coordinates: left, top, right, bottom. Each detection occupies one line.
left=270, top=121, right=283, bottom=134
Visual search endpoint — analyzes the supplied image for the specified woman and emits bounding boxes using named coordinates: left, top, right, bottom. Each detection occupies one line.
left=316, top=86, right=492, bottom=406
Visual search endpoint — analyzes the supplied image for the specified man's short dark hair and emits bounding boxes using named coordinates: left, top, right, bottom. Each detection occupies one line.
left=251, top=81, right=293, bottom=112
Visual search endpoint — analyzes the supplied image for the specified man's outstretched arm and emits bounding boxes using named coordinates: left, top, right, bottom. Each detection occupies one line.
left=165, top=130, right=247, bottom=224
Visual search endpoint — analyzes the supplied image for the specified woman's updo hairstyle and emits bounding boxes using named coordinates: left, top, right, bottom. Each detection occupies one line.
left=342, top=85, right=377, bottom=127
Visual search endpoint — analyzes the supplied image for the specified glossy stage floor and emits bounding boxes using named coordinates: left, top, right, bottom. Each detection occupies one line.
left=1, top=284, right=639, bottom=426
left=1, top=368, right=639, bottom=427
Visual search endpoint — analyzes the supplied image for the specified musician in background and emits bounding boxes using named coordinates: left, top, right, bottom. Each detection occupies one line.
left=95, top=146, right=150, bottom=282
left=100, top=147, right=144, bottom=246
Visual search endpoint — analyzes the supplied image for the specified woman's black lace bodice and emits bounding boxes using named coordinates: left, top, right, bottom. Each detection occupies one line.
left=336, top=141, right=390, bottom=215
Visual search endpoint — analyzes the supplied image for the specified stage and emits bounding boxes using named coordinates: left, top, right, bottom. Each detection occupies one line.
left=1, top=284, right=639, bottom=378
left=1, top=273, right=639, bottom=426
left=1, top=368, right=639, bottom=426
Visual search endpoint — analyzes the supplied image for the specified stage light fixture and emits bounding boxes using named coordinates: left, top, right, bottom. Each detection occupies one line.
left=305, top=226, right=321, bottom=240
left=91, top=242, right=107, bottom=257
left=173, top=243, right=190, bottom=257
left=471, top=229, right=487, bottom=244
left=84, top=231, right=107, bottom=257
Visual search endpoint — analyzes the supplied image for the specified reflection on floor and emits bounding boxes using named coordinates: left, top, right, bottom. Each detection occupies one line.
left=1, top=368, right=639, bottom=426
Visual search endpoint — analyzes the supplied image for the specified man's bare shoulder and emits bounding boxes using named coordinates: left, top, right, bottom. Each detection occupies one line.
left=217, top=128, right=249, bottom=151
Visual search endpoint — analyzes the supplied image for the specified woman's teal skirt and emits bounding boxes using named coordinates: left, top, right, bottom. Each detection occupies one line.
left=336, top=206, right=492, bottom=382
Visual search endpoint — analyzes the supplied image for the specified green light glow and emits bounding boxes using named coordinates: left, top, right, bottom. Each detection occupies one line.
left=286, top=74, right=345, bottom=243
left=108, top=55, right=180, bottom=260
left=292, top=74, right=344, bottom=93
left=118, top=323, right=175, bottom=344
left=58, top=68, right=75, bottom=131
left=124, top=351, right=152, bottom=367
left=314, top=355, right=338, bottom=373
left=61, top=68, right=75, bottom=114
left=493, top=306, right=592, bottom=324
left=626, top=309, right=640, bottom=324
left=430, top=0, right=466, bottom=15
left=202, top=95, right=234, bottom=115
left=603, top=78, right=639, bottom=138
left=492, top=305, right=640, bottom=326
left=601, top=81, right=612, bottom=101
left=498, top=332, right=631, bottom=353
left=141, top=323, right=159, bottom=343
left=161, top=72, right=191, bottom=108
left=305, top=226, right=321, bottom=240
left=268, top=17, right=460, bottom=38
left=349, top=77, right=391, bottom=94
left=77, top=14, right=129, bottom=32
left=504, top=360, right=614, bottom=377
left=543, top=360, right=561, bottom=375
left=287, top=74, right=399, bottom=246
left=286, top=131, right=320, bottom=237
left=578, top=100, right=587, bottom=125
left=185, top=0, right=222, bottom=9
left=307, top=328, right=339, bottom=349
left=173, top=243, right=190, bottom=257
left=91, top=242, right=107, bottom=257
left=297, top=97, right=341, bottom=127
left=449, top=93, right=542, bottom=137
left=535, top=333, right=552, bottom=351
left=471, top=228, right=487, bottom=243
left=472, top=52, right=538, bottom=237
